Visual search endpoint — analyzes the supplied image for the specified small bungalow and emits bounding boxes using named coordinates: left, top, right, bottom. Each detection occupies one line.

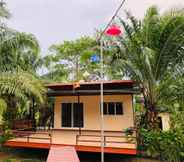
left=5, top=80, right=138, bottom=155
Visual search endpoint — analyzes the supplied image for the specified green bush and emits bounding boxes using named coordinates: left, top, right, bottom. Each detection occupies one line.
left=21, top=160, right=42, bottom=162
left=140, top=128, right=184, bottom=162
left=0, top=123, right=14, bottom=145
left=0, top=135, right=9, bottom=144
left=3, top=159, right=13, bottom=162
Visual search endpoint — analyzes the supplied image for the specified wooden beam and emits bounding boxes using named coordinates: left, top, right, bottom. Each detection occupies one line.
left=47, top=89, right=138, bottom=96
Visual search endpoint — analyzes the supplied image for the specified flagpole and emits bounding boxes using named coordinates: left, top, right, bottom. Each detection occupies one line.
left=100, top=38, right=104, bottom=162
left=98, top=2, right=126, bottom=162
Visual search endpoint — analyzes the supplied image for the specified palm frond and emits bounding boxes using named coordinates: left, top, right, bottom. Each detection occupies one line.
left=114, top=6, right=184, bottom=112
left=0, top=2, right=11, bottom=19
left=0, top=27, right=40, bottom=71
left=0, top=71, right=46, bottom=104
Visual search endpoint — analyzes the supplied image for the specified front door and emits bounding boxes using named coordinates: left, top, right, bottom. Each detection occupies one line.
left=61, top=103, right=84, bottom=128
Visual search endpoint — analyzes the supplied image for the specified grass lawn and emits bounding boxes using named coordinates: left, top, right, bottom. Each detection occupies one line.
left=0, top=148, right=48, bottom=162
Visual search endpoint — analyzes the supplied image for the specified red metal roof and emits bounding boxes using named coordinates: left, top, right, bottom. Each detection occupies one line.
left=47, top=80, right=134, bottom=88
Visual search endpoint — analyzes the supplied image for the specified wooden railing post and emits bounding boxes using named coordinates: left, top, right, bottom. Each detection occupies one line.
left=76, top=135, right=78, bottom=145
left=104, top=136, right=106, bottom=146
left=49, top=133, right=52, bottom=144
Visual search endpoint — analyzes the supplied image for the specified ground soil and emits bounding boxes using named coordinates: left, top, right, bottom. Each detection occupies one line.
left=0, top=149, right=159, bottom=162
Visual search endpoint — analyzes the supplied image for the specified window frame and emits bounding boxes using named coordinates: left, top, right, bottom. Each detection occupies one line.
left=61, top=102, right=84, bottom=128
left=102, top=102, right=123, bottom=115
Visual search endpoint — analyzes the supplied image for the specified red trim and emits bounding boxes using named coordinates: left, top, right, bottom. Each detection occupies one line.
left=4, top=141, right=51, bottom=149
left=75, top=145, right=137, bottom=155
left=4, top=141, right=137, bottom=155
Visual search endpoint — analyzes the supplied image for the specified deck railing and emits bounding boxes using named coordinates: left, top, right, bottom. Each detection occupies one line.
left=12, top=119, right=33, bottom=130
left=10, top=130, right=136, bottom=148
left=76, top=134, right=136, bottom=146
left=12, top=130, right=52, bottom=144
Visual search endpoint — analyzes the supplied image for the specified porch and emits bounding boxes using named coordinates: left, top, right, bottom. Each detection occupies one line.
left=4, top=129, right=137, bottom=155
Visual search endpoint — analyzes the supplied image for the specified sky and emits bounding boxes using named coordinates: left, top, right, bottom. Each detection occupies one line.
left=6, top=0, right=184, bottom=54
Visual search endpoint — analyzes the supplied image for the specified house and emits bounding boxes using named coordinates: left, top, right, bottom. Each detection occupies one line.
left=4, top=80, right=138, bottom=155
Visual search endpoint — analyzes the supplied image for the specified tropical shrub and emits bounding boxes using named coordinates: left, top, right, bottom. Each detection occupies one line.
left=123, top=127, right=135, bottom=136
left=0, top=133, right=13, bottom=146
left=138, top=98, right=184, bottom=162
left=0, top=121, right=14, bottom=145
left=140, top=127, right=184, bottom=162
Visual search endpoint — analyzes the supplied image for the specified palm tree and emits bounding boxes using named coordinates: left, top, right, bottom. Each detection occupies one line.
left=113, top=6, right=184, bottom=129
left=0, top=1, right=43, bottom=94
left=0, top=2, right=45, bottom=127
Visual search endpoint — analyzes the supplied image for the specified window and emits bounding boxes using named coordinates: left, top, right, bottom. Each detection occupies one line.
left=61, top=103, right=84, bottom=127
left=103, top=103, right=108, bottom=115
left=116, top=102, right=123, bottom=115
left=62, top=103, right=72, bottom=127
left=102, top=102, right=123, bottom=115
left=73, top=103, right=83, bottom=127
left=108, top=102, right=115, bottom=114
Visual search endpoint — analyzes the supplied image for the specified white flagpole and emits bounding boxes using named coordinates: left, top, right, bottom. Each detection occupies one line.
left=98, top=2, right=126, bottom=162
left=100, top=38, right=104, bottom=162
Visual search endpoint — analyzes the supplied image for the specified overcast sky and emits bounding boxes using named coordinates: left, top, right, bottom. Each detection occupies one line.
left=6, top=0, right=184, bottom=54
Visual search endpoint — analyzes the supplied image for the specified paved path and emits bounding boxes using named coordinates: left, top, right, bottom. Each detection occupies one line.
left=47, top=146, right=80, bottom=162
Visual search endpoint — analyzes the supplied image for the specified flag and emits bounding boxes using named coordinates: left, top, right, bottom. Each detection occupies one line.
left=90, top=54, right=100, bottom=63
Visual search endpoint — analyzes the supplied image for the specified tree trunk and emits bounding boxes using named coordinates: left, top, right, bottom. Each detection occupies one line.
left=3, top=96, right=17, bottom=129
left=143, top=100, right=159, bottom=130
left=147, top=109, right=158, bottom=130
left=32, top=98, right=36, bottom=131
left=140, top=99, right=159, bottom=130
left=75, top=58, right=79, bottom=81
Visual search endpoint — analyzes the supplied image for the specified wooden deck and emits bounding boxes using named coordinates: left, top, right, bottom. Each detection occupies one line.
left=4, top=129, right=137, bottom=155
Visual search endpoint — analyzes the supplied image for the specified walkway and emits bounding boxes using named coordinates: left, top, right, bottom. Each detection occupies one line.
left=47, top=146, right=80, bottom=162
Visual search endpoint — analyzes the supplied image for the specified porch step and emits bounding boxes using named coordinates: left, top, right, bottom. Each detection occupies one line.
left=47, top=146, right=80, bottom=162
